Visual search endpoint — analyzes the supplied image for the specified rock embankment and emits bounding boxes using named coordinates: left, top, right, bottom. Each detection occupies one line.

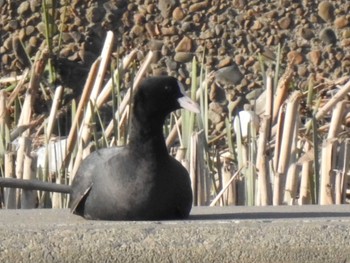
left=1, top=0, right=350, bottom=128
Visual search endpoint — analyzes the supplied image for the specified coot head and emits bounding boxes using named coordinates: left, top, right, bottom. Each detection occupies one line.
left=133, top=76, right=199, bottom=124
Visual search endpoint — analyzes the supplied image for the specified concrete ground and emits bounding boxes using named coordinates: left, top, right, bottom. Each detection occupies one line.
left=0, top=205, right=349, bottom=263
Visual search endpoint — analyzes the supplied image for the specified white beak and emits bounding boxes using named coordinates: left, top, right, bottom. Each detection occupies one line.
left=178, top=95, right=200, bottom=113
left=177, top=81, right=200, bottom=113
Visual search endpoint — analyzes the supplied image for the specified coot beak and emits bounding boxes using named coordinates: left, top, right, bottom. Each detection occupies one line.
left=178, top=95, right=200, bottom=113
left=177, top=81, right=200, bottom=113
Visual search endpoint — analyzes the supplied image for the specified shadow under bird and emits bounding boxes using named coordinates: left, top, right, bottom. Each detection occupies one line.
left=0, top=76, right=200, bottom=220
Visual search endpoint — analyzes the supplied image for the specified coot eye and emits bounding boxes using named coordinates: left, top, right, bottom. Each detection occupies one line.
left=164, top=85, right=170, bottom=92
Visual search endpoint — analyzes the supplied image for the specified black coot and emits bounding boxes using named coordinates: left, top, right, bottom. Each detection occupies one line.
left=70, top=76, right=199, bottom=220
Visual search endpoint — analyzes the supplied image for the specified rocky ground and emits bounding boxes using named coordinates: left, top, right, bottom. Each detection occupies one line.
left=0, top=0, right=350, bottom=130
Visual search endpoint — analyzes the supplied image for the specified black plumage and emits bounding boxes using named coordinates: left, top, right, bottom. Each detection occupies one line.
left=70, top=76, right=199, bottom=220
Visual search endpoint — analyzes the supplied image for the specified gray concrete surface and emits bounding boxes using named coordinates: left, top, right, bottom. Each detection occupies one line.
left=0, top=205, right=349, bottom=263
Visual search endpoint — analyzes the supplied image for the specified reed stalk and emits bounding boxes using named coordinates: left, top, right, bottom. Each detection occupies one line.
left=21, top=142, right=37, bottom=209
left=256, top=116, right=270, bottom=205
left=283, top=112, right=299, bottom=205
left=341, top=139, right=350, bottom=203
left=299, top=141, right=312, bottom=204
left=6, top=69, right=29, bottom=108
left=221, top=156, right=235, bottom=205
left=4, top=151, right=16, bottom=208
left=0, top=90, right=9, bottom=157
left=315, top=78, right=350, bottom=120
left=273, top=91, right=301, bottom=205
left=272, top=62, right=294, bottom=123
left=104, top=50, right=153, bottom=139
left=71, top=31, right=114, bottom=179
left=320, top=100, right=346, bottom=205
left=209, top=167, right=243, bottom=206
left=63, top=58, right=100, bottom=164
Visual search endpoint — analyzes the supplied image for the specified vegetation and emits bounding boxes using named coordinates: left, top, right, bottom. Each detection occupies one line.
left=0, top=28, right=349, bottom=209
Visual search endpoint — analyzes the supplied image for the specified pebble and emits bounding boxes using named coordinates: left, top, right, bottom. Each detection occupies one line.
left=318, top=1, right=334, bottom=22
left=299, top=28, right=314, bottom=40
left=320, top=28, right=337, bottom=45
left=158, top=0, right=176, bottom=18
left=160, top=26, right=177, bottom=36
left=308, top=50, right=321, bottom=66
left=175, top=36, right=192, bottom=52
left=334, top=16, right=349, bottom=29
left=174, top=52, right=193, bottom=63
left=165, top=58, right=177, bottom=71
left=297, top=65, right=308, bottom=77
left=36, top=22, right=46, bottom=35
left=208, top=109, right=222, bottom=124
left=218, top=57, right=232, bottom=68
left=17, top=2, right=30, bottom=16
left=3, top=37, right=12, bottom=50
left=341, top=39, right=350, bottom=47
left=172, top=7, right=185, bottom=21
left=209, top=86, right=226, bottom=103
left=251, top=20, right=263, bottom=30
left=130, top=25, right=145, bottom=37
left=214, top=64, right=243, bottom=86
left=278, top=16, right=292, bottom=29
left=287, top=51, right=303, bottom=65
left=86, top=5, right=106, bottom=23
left=4, top=20, right=19, bottom=31
left=28, top=36, right=38, bottom=47
left=189, top=1, right=209, bottom=13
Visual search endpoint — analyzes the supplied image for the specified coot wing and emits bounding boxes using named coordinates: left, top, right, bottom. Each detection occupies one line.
left=70, top=147, right=122, bottom=214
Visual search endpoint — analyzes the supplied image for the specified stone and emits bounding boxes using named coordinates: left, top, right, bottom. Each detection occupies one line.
left=158, top=0, right=176, bottom=18
left=86, top=5, right=106, bottom=23
left=334, top=16, right=349, bottom=29
left=218, top=57, right=232, bottom=68
left=308, top=50, right=321, bottom=66
left=287, top=51, right=303, bottom=65
left=209, top=86, right=226, bottom=103
left=341, top=39, right=350, bottom=47
left=172, top=7, right=185, bottom=21
left=148, top=40, right=163, bottom=51
left=297, top=65, right=308, bottom=77
left=174, top=52, right=193, bottom=63
left=251, top=20, right=263, bottom=30
left=160, top=26, right=177, bottom=36
left=320, top=28, right=337, bottom=45
left=17, top=2, right=30, bottom=16
left=133, top=14, right=145, bottom=25
left=214, top=63, right=243, bottom=85
left=175, top=36, right=192, bottom=52
left=36, top=22, right=46, bottom=35
left=299, top=28, right=314, bottom=40
left=189, top=1, right=208, bottom=13
left=165, top=58, right=177, bottom=71
left=4, top=20, right=19, bottom=31
left=25, top=26, right=35, bottom=36
left=130, top=25, right=144, bottom=37
left=318, top=1, right=334, bottom=22
left=208, top=108, right=222, bottom=124
left=278, top=16, right=292, bottom=29
left=145, top=23, right=158, bottom=37
left=28, top=36, right=38, bottom=47
left=1, top=54, right=10, bottom=65
left=235, top=55, right=244, bottom=66
left=146, top=4, right=156, bottom=14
